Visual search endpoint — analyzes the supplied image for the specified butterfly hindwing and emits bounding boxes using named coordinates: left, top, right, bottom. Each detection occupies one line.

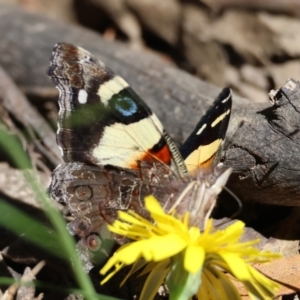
left=181, top=88, right=232, bottom=172
left=49, top=158, right=186, bottom=269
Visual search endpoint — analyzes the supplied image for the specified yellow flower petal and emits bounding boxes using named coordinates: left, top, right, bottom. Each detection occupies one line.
left=219, top=252, right=251, bottom=281
left=188, top=226, right=201, bottom=241
left=120, top=259, right=148, bottom=286
left=117, top=210, right=148, bottom=226
left=198, top=269, right=218, bottom=300
left=204, top=268, right=228, bottom=300
left=184, top=245, right=205, bottom=273
left=247, top=265, right=280, bottom=299
left=142, top=234, right=187, bottom=261
left=100, top=262, right=124, bottom=285
left=145, top=195, right=165, bottom=214
left=201, top=267, right=242, bottom=300
left=140, top=259, right=170, bottom=300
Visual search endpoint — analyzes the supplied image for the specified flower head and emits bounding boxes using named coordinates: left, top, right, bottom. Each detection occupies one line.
left=100, top=196, right=280, bottom=300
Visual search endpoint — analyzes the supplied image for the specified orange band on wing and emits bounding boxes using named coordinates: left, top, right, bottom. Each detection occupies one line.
left=129, top=144, right=172, bottom=169
left=198, top=155, right=216, bottom=168
left=185, top=154, right=216, bottom=173
left=149, top=144, right=172, bottom=164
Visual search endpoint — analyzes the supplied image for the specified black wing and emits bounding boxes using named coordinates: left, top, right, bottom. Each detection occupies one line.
left=181, top=88, right=232, bottom=172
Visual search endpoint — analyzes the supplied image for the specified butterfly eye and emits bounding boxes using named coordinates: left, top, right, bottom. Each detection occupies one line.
left=86, top=234, right=101, bottom=252
left=75, top=185, right=93, bottom=200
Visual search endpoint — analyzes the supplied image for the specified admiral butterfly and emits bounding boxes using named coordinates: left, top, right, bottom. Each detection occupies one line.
left=47, top=43, right=232, bottom=270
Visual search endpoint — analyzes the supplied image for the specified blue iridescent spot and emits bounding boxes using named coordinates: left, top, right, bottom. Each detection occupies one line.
left=115, top=96, right=138, bottom=116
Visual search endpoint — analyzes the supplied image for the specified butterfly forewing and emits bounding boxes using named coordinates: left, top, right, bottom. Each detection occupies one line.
left=47, top=43, right=187, bottom=178
left=181, top=88, right=232, bottom=172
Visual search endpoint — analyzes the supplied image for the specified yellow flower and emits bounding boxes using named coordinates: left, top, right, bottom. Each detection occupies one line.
left=100, top=196, right=281, bottom=300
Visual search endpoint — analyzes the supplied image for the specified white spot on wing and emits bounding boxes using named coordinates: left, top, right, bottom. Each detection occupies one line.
left=222, top=91, right=231, bottom=103
left=78, top=89, right=88, bottom=104
left=196, top=124, right=207, bottom=135
left=98, top=76, right=129, bottom=105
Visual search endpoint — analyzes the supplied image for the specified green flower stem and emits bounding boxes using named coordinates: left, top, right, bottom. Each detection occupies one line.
left=167, top=253, right=202, bottom=300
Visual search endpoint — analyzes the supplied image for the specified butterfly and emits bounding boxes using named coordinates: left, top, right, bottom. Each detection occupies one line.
left=47, top=43, right=232, bottom=270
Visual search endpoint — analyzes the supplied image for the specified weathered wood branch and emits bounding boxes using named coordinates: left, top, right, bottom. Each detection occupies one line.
left=0, top=5, right=299, bottom=207
left=224, top=80, right=300, bottom=206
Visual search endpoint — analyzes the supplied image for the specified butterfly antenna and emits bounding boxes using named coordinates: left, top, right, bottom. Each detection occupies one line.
left=214, top=185, right=243, bottom=228
left=223, top=185, right=242, bottom=219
